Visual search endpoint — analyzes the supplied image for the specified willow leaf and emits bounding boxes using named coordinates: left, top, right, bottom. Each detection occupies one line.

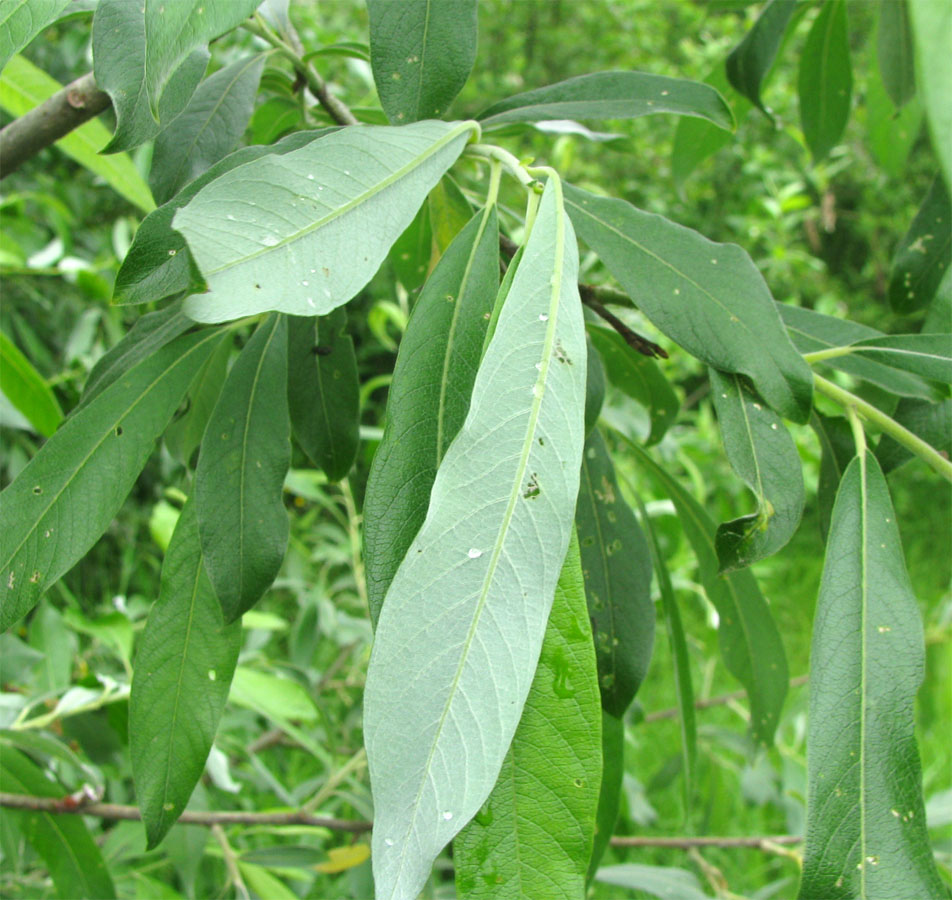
left=0, top=0, right=70, bottom=73
left=877, top=0, right=916, bottom=109
left=848, top=333, right=951, bottom=384
left=587, top=712, right=624, bottom=882
left=0, top=331, right=62, bottom=437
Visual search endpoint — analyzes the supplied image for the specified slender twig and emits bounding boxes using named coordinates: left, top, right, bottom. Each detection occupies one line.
left=642, top=674, right=809, bottom=724
left=212, top=824, right=250, bottom=900
left=584, top=296, right=668, bottom=359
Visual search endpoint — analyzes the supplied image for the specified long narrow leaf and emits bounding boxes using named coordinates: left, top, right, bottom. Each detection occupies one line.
left=848, top=333, right=951, bottom=384
left=0, top=330, right=62, bottom=436
left=587, top=712, right=624, bottom=882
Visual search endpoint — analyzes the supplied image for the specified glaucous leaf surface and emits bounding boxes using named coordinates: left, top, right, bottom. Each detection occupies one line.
left=625, top=438, right=788, bottom=746
left=0, top=330, right=62, bottom=436
left=150, top=54, right=266, bottom=205
left=588, top=324, right=678, bottom=446
left=478, top=71, right=733, bottom=131
left=0, top=0, right=70, bottom=72
left=725, top=0, right=798, bottom=117
left=710, top=369, right=805, bottom=572
left=587, top=712, right=624, bottom=882
left=368, top=0, right=477, bottom=123
left=877, top=0, right=916, bottom=108
left=195, top=314, right=290, bottom=623
left=811, top=413, right=855, bottom=543
left=0, top=329, right=218, bottom=632
left=798, top=0, right=852, bottom=161
left=130, top=501, right=242, bottom=849
left=888, top=175, right=951, bottom=314
left=799, top=451, right=945, bottom=899
left=173, top=120, right=478, bottom=322
left=778, top=303, right=936, bottom=399
left=92, top=0, right=208, bottom=154
left=363, top=206, right=499, bottom=624
left=876, top=397, right=951, bottom=474
left=576, top=428, right=654, bottom=717
left=287, top=308, right=359, bottom=482
left=565, top=185, right=813, bottom=423
left=113, top=129, right=334, bottom=306
left=1, top=747, right=116, bottom=899
left=848, top=334, right=951, bottom=384
left=454, top=536, right=601, bottom=900
left=363, top=180, right=586, bottom=899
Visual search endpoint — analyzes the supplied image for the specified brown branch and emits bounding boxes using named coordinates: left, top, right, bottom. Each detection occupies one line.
left=642, top=674, right=809, bottom=724
left=0, top=72, right=111, bottom=179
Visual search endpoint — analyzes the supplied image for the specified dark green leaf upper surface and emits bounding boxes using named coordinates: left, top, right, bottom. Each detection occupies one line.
left=811, top=413, right=854, bottom=543
left=478, top=71, right=733, bottom=131
left=799, top=451, right=945, bottom=899
left=150, top=54, right=266, bottom=205
left=875, top=397, right=951, bottom=474
left=711, top=369, right=805, bottom=572
left=0, top=329, right=219, bottom=632
left=576, top=428, right=654, bottom=717
left=587, top=711, right=624, bottom=882
left=565, top=185, right=813, bottom=423
left=363, top=206, right=499, bottom=625
left=130, top=501, right=242, bottom=849
left=877, top=0, right=916, bottom=109
left=454, top=536, right=601, bottom=900
left=848, top=334, right=951, bottom=384
left=0, top=0, right=70, bottom=73
left=195, top=315, right=290, bottom=623
left=368, top=0, right=478, bottom=123
left=798, top=0, right=852, bottom=161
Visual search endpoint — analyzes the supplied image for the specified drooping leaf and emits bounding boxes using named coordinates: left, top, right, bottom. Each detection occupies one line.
left=173, top=120, right=478, bottom=323
left=113, top=129, right=335, bottom=307
left=130, top=500, right=242, bottom=849
left=811, top=412, right=854, bottom=543
left=908, top=0, right=952, bottom=192
left=195, top=314, right=290, bottom=623
left=428, top=173, right=473, bottom=253
left=1, top=748, right=115, bottom=899
left=389, top=200, right=432, bottom=293
left=0, top=0, right=70, bottom=72
left=287, top=308, right=360, bottom=481
left=0, top=330, right=62, bottom=436
left=584, top=335, right=606, bottom=434
left=478, top=71, right=733, bottom=131
left=888, top=175, right=951, bottom=314
left=363, top=205, right=499, bottom=624
left=622, top=437, right=788, bottom=746
left=576, top=428, right=654, bottom=717
left=799, top=450, right=945, bottom=899
left=368, top=0, right=477, bottom=123
left=565, top=184, right=813, bottom=423
left=778, top=303, right=937, bottom=399
left=798, top=0, right=852, bottom=161
left=588, top=324, right=679, bottom=446
left=866, top=65, right=922, bottom=177
left=848, top=334, right=951, bottom=384
left=596, top=864, right=713, bottom=900
left=711, top=369, right=805, bottom=572
left=364, top=179, right=586, bottom=899
left=150, top=54, right=266, bottom=205
left=27, top=601, right=74, bottom=692
left=725, top=0, right=799, bottom=117
left=0, top=329, right=219, bottom=632
left=587, top=712, right=624, bottom=882
left=876, top=397, right=951, bottom=474
left=877, top=0, right=916, bottom=108
left=92, top=0, right=208, bottom=154
left=0, top=54, right=154, bottom=211
left=454, top=535, right=601, bottom=900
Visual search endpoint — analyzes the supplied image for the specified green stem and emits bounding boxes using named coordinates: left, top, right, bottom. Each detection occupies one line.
left=802, top=346, right=855, bottom=365
left=466, top=144, right=535, bottom=188
left=813, top=373, right=952, bottom=481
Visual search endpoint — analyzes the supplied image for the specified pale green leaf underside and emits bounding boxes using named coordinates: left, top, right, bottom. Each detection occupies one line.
left=0, top=0, right=70, bottom=72
left=174, top=120, right=478, bottom=323
left=364, top=179, right=586, bottom=900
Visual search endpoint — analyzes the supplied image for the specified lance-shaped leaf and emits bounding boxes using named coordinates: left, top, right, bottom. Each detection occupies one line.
left=798, top=0, right=852, bottom=161
left=389, top=201, right=432, bottom=293
left=195, top=314, right=290, bottom=623
left=588, top=324, right=678, bottom=446
left=478, top=71, right=733, bottom=131
left=584, top=335, right=606, bottom=434
left=287, top=308, right=359, bottom=482
left=368, top=0, right=477, bottom=124
left=725, top=0, right=799, bottom=117
left=0, top=0, right=70, bottom=72
left=778, top=303, right=936, bottom=399
left=428, top=174, right=473, bottom=253
left=565, top=184, right=813, bottom=423
left=92, top=0, right=208, bottom=154
left=363, top=205, right=499, bottom=624
left=114, top=129, right=335, bottom=307
left=622, top=438, right=788, bottom=745
left=867, top=66, right=922, bottom=178
left=454, top=535, right=601, bottom=900
left=174, top=120, right=479, bottom=323
left=0, top=331, right=61, bottom=437
left=878, top=0, right=916, bottom=109
left=576, top=428, right=654, bottom=717
left=888, top=175, right=951, bottom=314
left=363, top=179, right=586, bottom=899
left=150, top=54, right=266, bottom=205
left=811, top=413, right=854, bottom=543
left=799, top=450, right=945, bottom=899
left=130, top=500, right=242, bottom=849
left=1, top=747, right=115, bottom=899
left=711, top=369, right=804, bottom=572
left=848, top=334, right=952, bottom=384
left=0, top=329, right=218, bottom=632
left=876, top=397, right=952, bottom=474
left=587, top=712, right=624, bottom=882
